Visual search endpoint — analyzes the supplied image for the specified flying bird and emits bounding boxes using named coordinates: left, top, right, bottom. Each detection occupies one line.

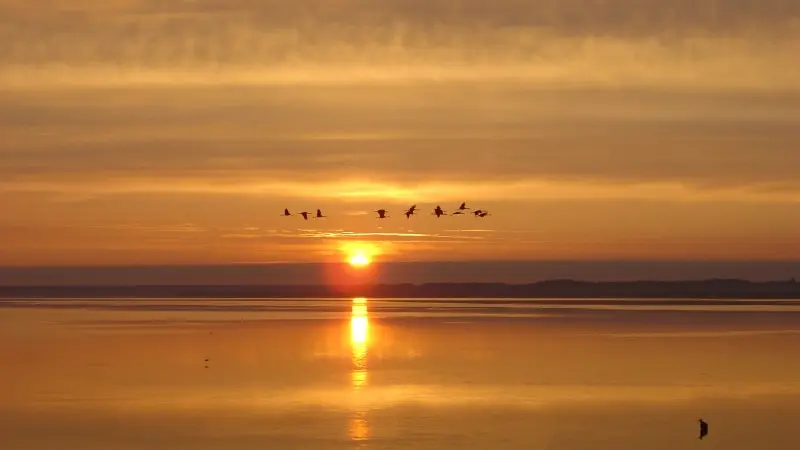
left=472, top=209, right=484, bottom=217
left=405, top=210, right=415, bottom=219
left=478, top=211, right=491, bottom=218
left=433, top=205, right=446, bottom=218
left=698, top=419, right=708, bottom=440
left=457, top=202, right=470, bottom=211
left=315, top=209, right=327, bottom=219
left=404, top=205, right=418, bottom=218
left=375, top=209, right=389, bottom=219
left=299, top=211, right=310, bottom=220
left=281, top=208, right=291, bottom=217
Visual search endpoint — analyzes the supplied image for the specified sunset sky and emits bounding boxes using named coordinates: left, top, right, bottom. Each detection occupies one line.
left=1, top=0, right=799, bottom=282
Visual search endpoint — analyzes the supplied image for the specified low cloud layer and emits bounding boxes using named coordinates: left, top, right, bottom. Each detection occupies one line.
left=2, top=86, right=799, bottom=201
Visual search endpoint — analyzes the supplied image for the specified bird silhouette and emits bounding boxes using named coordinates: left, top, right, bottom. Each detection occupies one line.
left=375, top=209, right=389, bottom=219
left=457, top=202, right=470, bottom=211
left=698, top=419, right=708, bottom=440
left=281, top=208, right=291, bottom=217
left=404, top=205, right=417, bottom=218
left=408, top=204, right=418, bottom=213
left=433, top=205, right=446, bottom=218
left=472, top=209, right=484, bottom=216
left=299, top=211, right=310, bottom=220
left=478, top=211, right=491, bottom=218
left=314, top=209, right=326, bottom=219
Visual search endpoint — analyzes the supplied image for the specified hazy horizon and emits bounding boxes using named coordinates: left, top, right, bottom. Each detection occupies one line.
left=2, top=260, right=799, bottom=286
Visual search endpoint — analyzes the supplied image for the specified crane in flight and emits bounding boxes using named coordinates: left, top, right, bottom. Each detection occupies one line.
left=280, top=202, right=486, bottom=220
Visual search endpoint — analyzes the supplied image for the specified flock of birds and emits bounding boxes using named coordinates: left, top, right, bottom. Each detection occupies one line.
left=282, top=202, right=492, bottom=220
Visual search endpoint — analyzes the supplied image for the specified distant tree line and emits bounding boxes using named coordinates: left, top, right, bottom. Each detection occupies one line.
left=1, top=278, right=799, bottom=299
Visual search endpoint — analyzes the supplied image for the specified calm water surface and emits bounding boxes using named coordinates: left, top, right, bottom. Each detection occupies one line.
left=2, top=297, right=800, bottom=449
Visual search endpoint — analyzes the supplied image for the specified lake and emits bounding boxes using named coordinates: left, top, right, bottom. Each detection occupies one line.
left=2, top=297, right=800, bottom=449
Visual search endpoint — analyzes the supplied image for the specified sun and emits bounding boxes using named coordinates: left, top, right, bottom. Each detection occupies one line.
left=339, top=241, right=380, bottom=267
left=348, top=253, right=371, bottom=267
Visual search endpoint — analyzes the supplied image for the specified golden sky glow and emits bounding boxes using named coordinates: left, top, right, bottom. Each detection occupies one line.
left=1, top=0, right=799, bottom=268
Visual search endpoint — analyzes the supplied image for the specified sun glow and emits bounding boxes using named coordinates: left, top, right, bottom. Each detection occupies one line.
left=348, top=253, right=371, bottom=267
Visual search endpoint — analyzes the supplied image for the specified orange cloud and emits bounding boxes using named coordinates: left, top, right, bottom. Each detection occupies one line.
left=3, top=178, right=800, bottom=204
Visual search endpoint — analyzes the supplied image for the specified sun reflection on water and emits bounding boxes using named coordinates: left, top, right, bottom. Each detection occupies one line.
left=351, top=316, right=368, bottom=370
left=349, top=297, right=369, bottom=442
left=349, top=411, right=369, bottom=442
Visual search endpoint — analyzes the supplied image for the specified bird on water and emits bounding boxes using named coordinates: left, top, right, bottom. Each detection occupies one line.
left=698, top=419, right=709, bottom=440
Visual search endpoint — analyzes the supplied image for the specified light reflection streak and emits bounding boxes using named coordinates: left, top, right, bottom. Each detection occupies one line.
left=349, top=297, right=369, bottom=442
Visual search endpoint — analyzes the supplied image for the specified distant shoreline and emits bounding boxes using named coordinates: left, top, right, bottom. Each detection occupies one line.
left=1, top=279, right=799, bottom=299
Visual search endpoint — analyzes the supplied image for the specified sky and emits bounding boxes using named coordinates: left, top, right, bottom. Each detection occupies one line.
left=1, top=0, right=800, bottom=282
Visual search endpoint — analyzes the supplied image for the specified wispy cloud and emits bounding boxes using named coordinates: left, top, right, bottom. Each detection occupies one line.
left=219, top=234, right=263, bottom=239
left=4, top=177, right=800, bottom=203
left=1, top=1, right=799, bottom=92
left=300, top=231, right=432, bottom=238
left=444, top=229, right=495, bottom=233
left=295, top=230, right=488, bottom=242
left=2, top=84, right=799, bottom=204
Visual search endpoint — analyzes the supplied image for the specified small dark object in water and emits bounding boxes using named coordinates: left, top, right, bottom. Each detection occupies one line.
left=698, top=419, right=709, bottom=439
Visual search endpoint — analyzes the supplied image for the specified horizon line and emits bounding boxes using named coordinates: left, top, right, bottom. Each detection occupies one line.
left=0, top=278, right=798, bottom=287
left=3, top=259, right=800, bottom=269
